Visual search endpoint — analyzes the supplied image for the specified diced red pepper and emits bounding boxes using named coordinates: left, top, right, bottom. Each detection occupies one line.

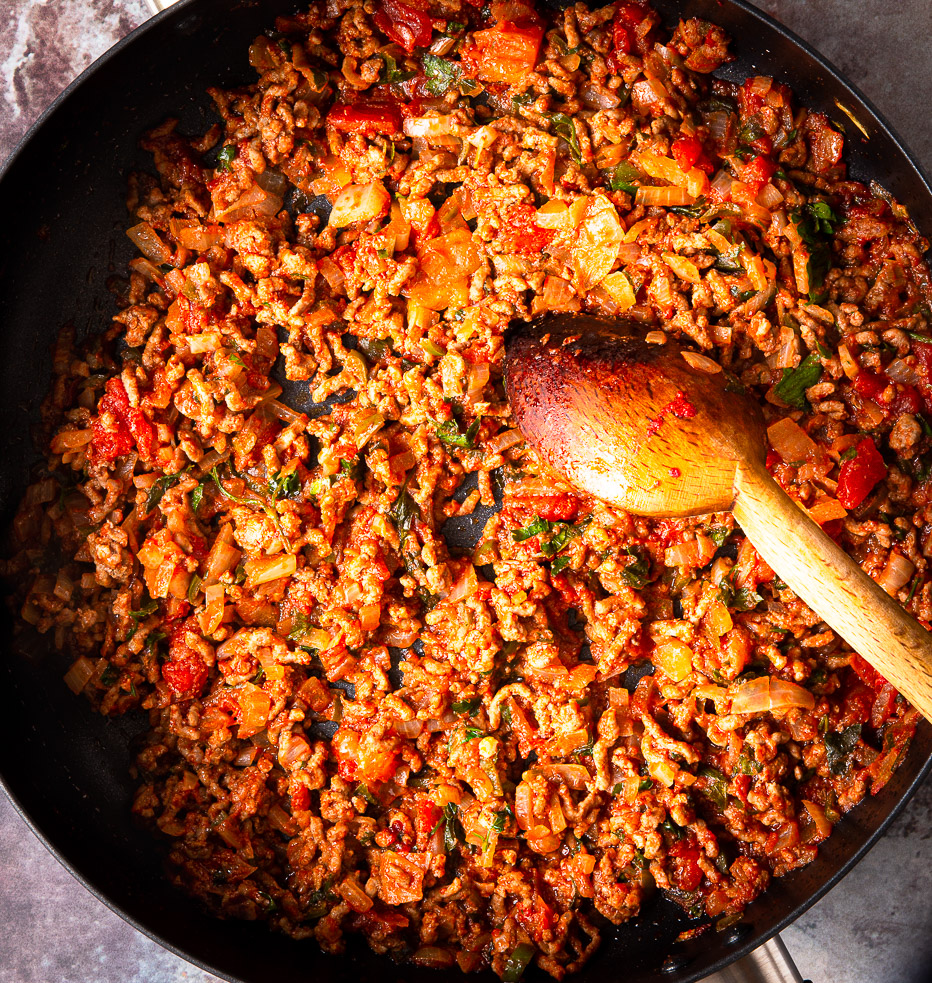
left=327, top=102, right=402, bottom=136
left=888, top=383, right=922, bottom=417
left=509, top=493, right=579, bottom=521
left=836, top=437, right=887, bottom=510
left=849, top=652, right=886, bottom=691
left=291, top=786, right=311, bottom=812
left=741, top=154, right=777, bottom=196
left=461, top=20, right=543, bottom=85
left=90, top=377, right=155, bottom=463
left=373, top=0, right=433, bottom=52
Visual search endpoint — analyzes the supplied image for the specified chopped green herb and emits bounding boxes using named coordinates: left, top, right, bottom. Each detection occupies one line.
left=699, top=766, right=728, bottom=809
left=907, top=575, right=921, bottom=604
left=824, top=724, right=861, bottom=774
left=512, top=91, right=535, bottom=108
left=216, top=144, right=237, bottom=171
left=187, top=573, right=202, bottom=605
left=549, top=112, right=582, bottom=166
left=463, top=726, right=483, bottom=741
left=452, top=696, right=482, bottom=715
left=541, top=517, right=589, bottom=559
left=550, top=554, right=571, bottom=574
left=100, top=665, right=119, bottom=687
left=434, top=801, right=464, bottom=852
left=130, top=600, right=158, bottom=622
left=638, top=777, right=653, bottom=792
left=422, top=53, right=462, bottom=96
left=435, top=417, right=481, bottom=449
left=340, top=456, right=363, bottom=482
left=145, top=470, right=184, bottom=513
left=379, top=52, right=415, bottom=84
left=609, top=161, right=640, bottom=194
left=268, top=467, right=301, bottom=501
left=490, top=807, right=512, bottom=833
left=391, top=479, right=420, bottom=543
left=513, top=516, right=552, bottom=542
left=619, top=545, right=650, bottom=589
left=190, top=480, right=207, bottom=512
left=443, top=20, right=466, bottom=34
left=735, top=748, right=762, bottom=775
left=709, top=526, right=730, bottom=547
left=774, top=353, right=822, bottom=410
left=228, top=350, right=246, bottom=367
left=354, top=782, right=378, bottom=806
left=421, top=337, right=446, bottom=357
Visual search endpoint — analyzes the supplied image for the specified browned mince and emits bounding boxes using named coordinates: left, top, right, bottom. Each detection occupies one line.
left=6, top=0, right=931, bottom=978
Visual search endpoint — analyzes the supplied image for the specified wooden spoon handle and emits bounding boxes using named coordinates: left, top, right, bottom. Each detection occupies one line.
left=733, top=458, right=932, bottom=720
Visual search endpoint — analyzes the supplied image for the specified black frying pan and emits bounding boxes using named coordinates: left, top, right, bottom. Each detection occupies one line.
left=1, top=1, right=931, bottom=981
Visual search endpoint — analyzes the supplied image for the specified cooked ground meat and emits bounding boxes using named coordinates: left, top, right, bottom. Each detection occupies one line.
left=5, top=0, right=928, bottom=978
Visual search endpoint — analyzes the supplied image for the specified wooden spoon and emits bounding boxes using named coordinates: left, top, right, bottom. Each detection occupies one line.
left=504, top=312, right=932, bottom=722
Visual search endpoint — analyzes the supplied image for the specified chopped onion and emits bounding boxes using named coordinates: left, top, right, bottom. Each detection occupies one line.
left=338, top=877, right=374, bottom=912
left=652, top=638, right=693, bottom=681
left=217, top=184, right=283, bottom=223
left=446, top=564, right=478, bottom=603
left=572, top=194, right=624, bottom=291
left=663, top=253, right=702, bottom=284
left=204, top=530, right=241, bottom=586
left=767, top=417, right=817, bottom=463
left=329, top=181, right=391, bottom=229
left=681, top=351, right=722, bottom=374
left=884, top=358, right=919, bottom=386
left=802, top=798, right=833, bottom=838
left=878, top=552, right=915, bottom=594
left=411, top=947, right=455, bottom=969
left=533, top=763, right=590, bottom=790
left=709, top=169, right=734, bottom=200
left=198, top=583, right=225, bottom=635
left=256, top=168, right=288, bottom=195
left=487, top=428, right=523, bottom=456
left=404, top=114, right=459, bottom=139
left=393, top=717, right=424, bottom=738
left=359, top=602, right=381, bottom=631
left=580, top=83, right=621, bottom=110
left=236, top=683, right=271, bottom=739
left=64, top=656, right=95, bottom=694
left=732, top=676, right=815, bottom=714
left=636, top=186, right=695, bottom=207
left=838, top=344, right=860, bottom=380
left=383, top=625, right=419, bottom=647
left=757, top=182, right=784, bottom=210
left=126, top=222, right=172, bottom=265
left=244, top=553, right=297, bottom=587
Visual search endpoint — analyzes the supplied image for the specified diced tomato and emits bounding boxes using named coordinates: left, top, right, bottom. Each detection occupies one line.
left=415, top=800, right=442, bottom=840
left=460, top=20, right=543, bottom=85
left=888, top=383, right=922, bottom=417
left=765, top=448, right=781, bottom=472
left=871, top=681, right=899, bottom=729
left=497, top=203, right=555, bottom=255
left=668, top=838, right=703, bottom=892
left=90, top=377, right=155, bottom=463
left=607, top=0, right=652, bottom=70
left=732, top=773, right=751, bottom=803
left=671, top=135, right=714, bottom=175
left=516, top=898, right=555, bottom=941
left=741, top=154, right=776, bottom=196
left=509, top=493, right=579, bottom=521
left=853, top=369, right=885, bottom=400
left=738, top=78, right=768, bottom=117
left=162, top=652, right=208, bottom=698
left=836, top=437, right=887, bottom=509
left=373, top=0, right=433, bottom=52
left=291, top=786, right=311, bottom=812
left=327, top=102, right=402, bottom=135
left=849, top=652, right=887, bottom=691
left=630, top=675, right=660, bottom=717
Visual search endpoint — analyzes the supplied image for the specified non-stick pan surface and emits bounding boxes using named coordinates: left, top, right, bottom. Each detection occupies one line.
left=1, top=1, right=930, bottom=981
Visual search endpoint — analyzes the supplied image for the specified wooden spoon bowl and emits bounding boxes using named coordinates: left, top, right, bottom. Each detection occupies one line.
left=505, top=313, right=932, bottom=722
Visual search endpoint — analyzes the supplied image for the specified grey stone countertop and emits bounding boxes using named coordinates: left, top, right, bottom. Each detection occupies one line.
left=2, top=1, right=932, bottom=981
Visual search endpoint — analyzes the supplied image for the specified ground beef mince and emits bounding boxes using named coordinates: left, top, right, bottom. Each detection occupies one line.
left=6, top=0, right=930, bottom=977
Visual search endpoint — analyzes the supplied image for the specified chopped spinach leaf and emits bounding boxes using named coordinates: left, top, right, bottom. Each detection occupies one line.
left=824, top=723, right=861, bottom=774
left=435, top=416, right=481, bottom=449
left=452, top=696, right=482, bottom=715
left=549, top=112, right=582, bottom=166
left=513, top=516, right=552, bottom=542
left=379, top=52, right=415, bottom=84
left=619, top=545, right=650, bottom=588
left=216, top=144, right=237, bottom=171
left=145, top=471, right=184, bottom=513
left=774, top=353, right=822, bottom=410
left=609, top=161, right=640, bottom=194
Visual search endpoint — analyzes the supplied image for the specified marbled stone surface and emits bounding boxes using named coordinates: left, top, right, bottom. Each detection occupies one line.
left=2, top=2, right=932, bottom=982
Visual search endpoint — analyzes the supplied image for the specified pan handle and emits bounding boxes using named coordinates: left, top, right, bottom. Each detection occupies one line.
left=143, top=0, right=183, bottom=13
left=702, top=936, right=807, bottom=983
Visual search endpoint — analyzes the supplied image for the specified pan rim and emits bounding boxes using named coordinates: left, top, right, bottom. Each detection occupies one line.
left=1, top=1, right=931, bottom=981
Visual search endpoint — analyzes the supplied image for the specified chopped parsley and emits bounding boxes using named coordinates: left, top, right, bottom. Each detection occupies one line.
left=609, top=161, right=640, bottom=194
left=452, top=696, right=482, bottom=716
left=619, top=545, right=651, bottom=589
left=145, top=470, right=185, bottom=513
left=379, top=52, right=415, bottom=84
left=268, top=467, right=301, bottom=501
